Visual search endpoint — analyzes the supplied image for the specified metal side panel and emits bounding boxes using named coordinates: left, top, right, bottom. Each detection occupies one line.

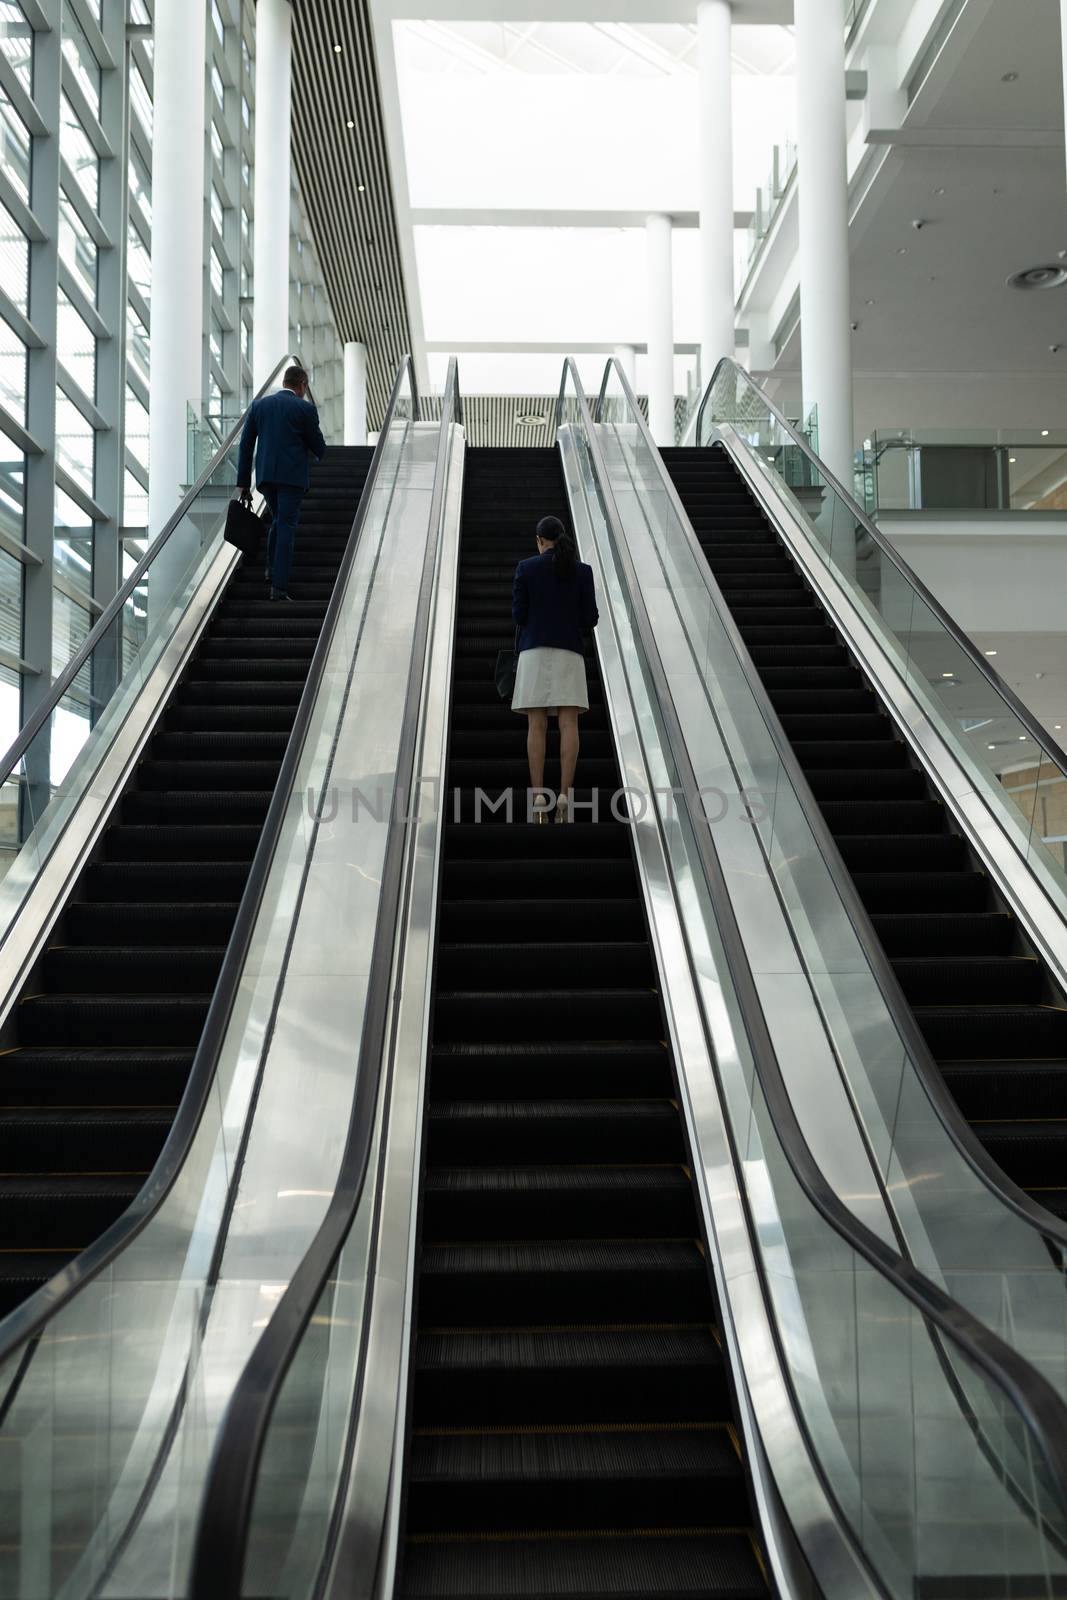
left=558, top=424, right=880, bottom=1600
left=0, top=536, right=239, bottom=1034
left=718, top=425, right=1067, bottom=1002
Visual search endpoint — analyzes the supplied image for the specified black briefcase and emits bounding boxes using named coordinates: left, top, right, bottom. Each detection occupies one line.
left=224, top=496, right=266, bottom=557
left=494, top=628, right=520, bottom=701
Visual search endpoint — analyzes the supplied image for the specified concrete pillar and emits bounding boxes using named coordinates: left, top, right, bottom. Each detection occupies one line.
left=147, top=0, right=207, bottom=620
left=795, top=0, right=855, bottom=499
left=645, top=214, right=675, bottom=447
left=698, top=0, right=735, bottom=384
left=343, top=341, right=368, bottom=445
left=253, top=0, right=293, bottom=388
left=613, top=344, right=636, bottom=390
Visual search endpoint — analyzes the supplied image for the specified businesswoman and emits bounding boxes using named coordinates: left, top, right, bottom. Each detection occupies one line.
left=511, top=515, right=599, bottom=822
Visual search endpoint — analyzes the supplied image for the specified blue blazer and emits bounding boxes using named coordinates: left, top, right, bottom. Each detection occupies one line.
left=237, top=389, right=326, bottom=493
left=512, top=550, right=599, bottom=655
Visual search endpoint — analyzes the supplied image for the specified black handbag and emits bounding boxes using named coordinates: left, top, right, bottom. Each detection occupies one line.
left=224, top=496, right=267, bottom=557
left=494, top=628, right=520, bottom=701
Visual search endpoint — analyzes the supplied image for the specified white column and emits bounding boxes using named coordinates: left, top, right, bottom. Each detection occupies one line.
left=147, top=0, right=206, bottom=621
left=613, top=344, right=636, bottom=390
left=253, top=0, right=293, bottom=388
left=698, top=0, right=735, bottom=384
left=1061, top=2, right=1067, bottom=202
left=645, top=214, right=675, bottom=447
left=343, top=342, right=368, bottom=445
left=795, top=0, right=855, bottom=494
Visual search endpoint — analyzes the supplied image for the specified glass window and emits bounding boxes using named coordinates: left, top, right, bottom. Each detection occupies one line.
left=211, top=63, right=225, bottom=112
left=211, top=119, right=224, bottom=167
left=0, top=448, right=23, bottom=547
left=241, top=37, right=251, bottom=79
left=54, top=500, right=93, bottom=611
left=240, top=256, right=250, bottom=296
left=128, top=138, right=151, bottom=223
left=210, top=247, right=224, bottom=298
left=55, top=389, right=94, bottom=494
left=58, top=188, right=97, bottom=304
left=57, top=288, right=95, bottom=401
left=240, top=316, right=250, bottom=364
left=123, top=467, right=146, bottom=528
left=241, top=95, right=250, bottom=131
left=0, top=83, right=30, bottom=204
left=0, top=546, right=21, bottom=665
left=126, top=303, right=149, bottom=388
left=124, top=384, right=148, bottom=473
left=241, top=154, right=251, bottom=193
left=211, top=184, right=224, bottom=237
left=128, top=0, right=150, bottom=24
left=51, top=586, right=90, bottom=699
left=212, top=0, right=224, bottom=45
left=210, top=313, right=224, bottom=364
left=62, top=7, right=100, bottom=120
left=60, top=95, right=99, bottom=213
left=0, top=3, right=32, bottom=94
left=0, top=197, right=27, bottom=315
left=127, top=220, right=150, bottom=303
left=129, top=60, right=152, bottom=139
left=0, top=314, right=26, bottom=423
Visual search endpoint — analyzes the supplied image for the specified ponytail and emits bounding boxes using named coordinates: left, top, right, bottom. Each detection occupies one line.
left=536, top=515, right=576, bottom=581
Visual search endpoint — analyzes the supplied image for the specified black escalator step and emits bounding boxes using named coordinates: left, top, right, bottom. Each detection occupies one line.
left=18, top=995, right=210, bottom=1047
left=163, top=705, right=296, bottom=733
left=441, top=898, right=645, bottom=942
left=137, top=759, right=280, bottom=789
left=0, top=1048, right=193, bottom=1107
left=747, top=644, right=847, bottom=668
left=444, top=824, right=631, bottom=859
left=422, top=1166, right=693, bottom=1240
left=66, top=901, right=238, bottom=945
left=209, top=617, right=321, bottom=638
left=767, top=688, right=875, bottom=714
left=400, top=1530, right=766, bottom=1598
left=758, top=665, right=858, bottom=691
left=917, top=1005, right=1067, bottom=1060
left=870, top=913, right=1015, bottom=957
left=852, top=870, right=990, bottom=913
left=185, top=653, right=314, bottom=674
left=43, top=946, right=225, bottom=995
left=939, top=1060, right=1067, bottom=1120
left=791, top=739, right=907, bottom=771
left=447, top=789, right=629, bottom=826
left=151, top=732, right=288, bottom=761
left=220, top=600, right=327, bottom=620
left=778, top=713, right=891, bottom=742
left=406, top=1425, right=746, bottom=1536
left=969, top=1121, right=1067, bottom=1188
left=819, top=799, right=945, bottom=835
left=175, top=681, right=304, bottom=705
left=736, top=624, right=832, bottom=646
left=451, top=704, right=609, bottom=733
left=702, top=543, right=785, bottom=560
left=444, top=859, right=636, bottom=899
left=449, top=731, right=614, bottom=760
left=85, top=860, right=251, bottom=900
left=433, top=989, right=661, bottom=1043
left=123, top=790, right=271, bottom=823
left=428, top=1100, right=683, bottom=1164
left=448, top=759, right=618, bottom=789
left=418, top=1239, right=709, bottom=1324
left=835, top=834, right=966, bottom=871
left=806, top=768, right=925, bottom=800
left=0, top=1175, right=142, bottom=1247
left=436, top=942, right=653, bottom=989
left=892, top=955, right=1041, bottom=1006
left=103, top=824, right=261, bottom=862
left=727, top=605, right=822, bottom=628
left=0, top=1254, right=78, bottom=1316
left=0, top=1109, right=171, bottom=1171
left=429, top=1041, right=670, bottom=1099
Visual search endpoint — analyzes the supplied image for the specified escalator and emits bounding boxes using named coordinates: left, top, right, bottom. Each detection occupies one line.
left=660, top=443, right=1067, bottom=1219
left=0, top=445, right=372, bottom=1315
left=397, top=447, right=768, bottom=1600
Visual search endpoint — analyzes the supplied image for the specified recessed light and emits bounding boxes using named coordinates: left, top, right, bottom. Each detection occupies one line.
left=865, top=298, right=875, bottom=306
left=1007, top=266, right=1067, bottom=292
left=1042, top=429, right=1050, bottom=436
left=934, top=186, right=946, bottom=196
left=988, top=744, right=996, bottom=750
left=334, top=43, right=342, bottom=53
left=517, top=414, right=548, bottom=428
left=896, top=247, right=908, bottom=255
left=346, top=119, right=354, bottom=128
left=941, top=672, right=954, bottom=679
left=985, top=649, right=997, bottom=656
left=1056, top=725, right=1063, bottom=731
left=1002, top=70, right=1018, bottom=82
left=1009, top=456, right=1016, bottom=463
left=1019, top=735, right=1027, bottom=741
left=358, top=183, right=365, bottom=192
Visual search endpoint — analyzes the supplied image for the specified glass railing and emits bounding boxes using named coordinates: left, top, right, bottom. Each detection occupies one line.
left=559, top=357, right=1067, bottom=1599
left=860, top=430, right=1067, bottom=514
left=738, top=137, right=796, bottom=287
left=696, top=360, right=1067, bottom=887
left=0, top=359, right=428, bottom=1600
left=596, top=353, right=1067, bottom=1411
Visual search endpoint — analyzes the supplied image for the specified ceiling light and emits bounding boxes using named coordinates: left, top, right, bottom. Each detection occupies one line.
left=358, top=183, right=365, bottom=192
left=1007, top=266, right=1067, bottom=291
left=1009, top=456, right=1017, bottom=463
left=1019, top=735, right=1027, bottom=741
left=985, top=649, right=997, bottom=656
left=517, top=414, right=548, bottom=428
left=333, top=42, right=342, bottom=53
left=346, top=119, right=354, bottom=128
left=896, top=246, right=908, bottom=255
left=934, top=186, right=946, bottom=196
left=941, top=672, right=955, bottom=679
left=865, top=298, right=875, bottom=306
left=988, top=744, right=996, bottom=750
left=1056, top=725, right=1063, bottom=731
left=1042, top=429, right=1050, bottom=436
left=1002, top=70, right=1018, bottom=82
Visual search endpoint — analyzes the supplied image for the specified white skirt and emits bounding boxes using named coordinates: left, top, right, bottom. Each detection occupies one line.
left=512, top=646, right=589, bottom=715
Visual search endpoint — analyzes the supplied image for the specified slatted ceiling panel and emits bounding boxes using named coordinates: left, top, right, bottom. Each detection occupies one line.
left=421, top=392, right=658, bottom=449
left=290, top=0, right=412, bottom=430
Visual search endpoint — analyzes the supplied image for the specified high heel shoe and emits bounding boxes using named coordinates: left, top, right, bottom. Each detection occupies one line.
left=554, top=794, right=569, bottom=825
left=532, top=792, right=551, bottom=825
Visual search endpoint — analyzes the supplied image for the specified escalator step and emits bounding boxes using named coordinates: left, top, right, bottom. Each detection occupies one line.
left=85, top=861, right=251, bottom=900
left=418, top=1239, right=709, bottom=1323
left=870, top=912, right=1015, bottom=956
left=18, top=994, right=210, bottom=1046
left=0, top=1048, right=193, bottom=1107
left=852, top=871, right=990, bottom=912
left=174, top=680, right=304, bottom=705
left=432, top=990, right=662, bottom=1043
left=122, top=790, right=271, bottom=823
left=440, top=898, right=645, bottom=941
left=0, top=1109, right=171, bottom=1170
left=892, top=956, right=1041, bottom=1006
left=939, top=1060, right=1067, bottom=1120
left=427, top=1100, right=684, bottom=1164
left=791, top=739, right=908, bottom=771
left=422, top=1165, right=693, bottom=1239
left=0, top=1176, right=143, bottom=1247
left=435, top=941, right=653, bottom=988
left=400, top=1530, right=766, bottom=1599
left=444, top=824, right=632, bottom=858
left=405, top=1425, right=747, bottom=1535
left=917, top=1005, right=1067, bottom=1059
left=805, top=768, right=926, bottom=799
left=137, top=759, right=281, bottom=789
left=103, top=826, right=261, bottom=862
left=835, top=834, right=967, bottom=871
left=819, top=800, right=946, bottom=835
left=43, top=946, right=225, bottom=994
left=970, top=1121, right=1067, bottom=1187
left=66, top=902, right=238, bottom=944
left=428, top=1041, right=670, bottom=1099
left=163, top=705, right=296, bottom=732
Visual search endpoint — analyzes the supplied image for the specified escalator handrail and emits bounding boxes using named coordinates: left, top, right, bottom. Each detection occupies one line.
left=0, top=352, right=320, bottom=788
left=562, top=356, right=1067, bottom=1521
left=690, top=356, right=1067, bottom=777
left=596, top=354, right=1067, bottom=1253
left=187, top=359, right=461, bottom=1600
left=0, top=354, right=420, bottom=1371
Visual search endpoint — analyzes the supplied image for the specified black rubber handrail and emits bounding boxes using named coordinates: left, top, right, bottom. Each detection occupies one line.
left=0, top=354, right=420, bottom=1372
left=0, top=353, right=317, bottom=787
left=597, top=355, right=1067, bottom=1255
left=187, top=358, right=461, bottom=1600
left=563, top=356, right=1067, bottom=1530
left=692, top=355, right=1067, bottom=776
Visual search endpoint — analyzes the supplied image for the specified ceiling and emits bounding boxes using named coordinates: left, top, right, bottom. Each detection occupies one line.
left=290, top=0, right=413, bottom=427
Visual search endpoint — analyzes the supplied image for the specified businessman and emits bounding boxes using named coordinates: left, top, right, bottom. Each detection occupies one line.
left=236, top=365, right=326, bottom=602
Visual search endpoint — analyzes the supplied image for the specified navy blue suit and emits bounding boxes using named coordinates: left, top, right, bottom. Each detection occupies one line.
left=512, top=550, right=598, bottom=654
left=237, top=388, right=327, bottom=591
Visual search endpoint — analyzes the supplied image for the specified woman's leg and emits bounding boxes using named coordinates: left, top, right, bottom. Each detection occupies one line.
left=558, top=707, right=580, bottom=798
left=526, top=709, right=548, bottom=792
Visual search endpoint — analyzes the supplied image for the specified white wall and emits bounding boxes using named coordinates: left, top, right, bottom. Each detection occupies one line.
left=878, top=514, right=1067, bottom=633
